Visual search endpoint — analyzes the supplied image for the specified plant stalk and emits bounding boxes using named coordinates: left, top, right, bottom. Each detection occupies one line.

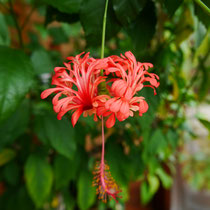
left=100, top=0, right=109, bottom=60
left=100, top=0, right=109, bottom=163
left=194, top=0, right=210, bottom=16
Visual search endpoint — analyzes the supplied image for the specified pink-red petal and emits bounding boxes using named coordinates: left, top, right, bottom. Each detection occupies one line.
left=106, top=114, right=116, bottom=128
left=71, top=108, right=83, bottom=127
left=139, top=100, right=149, bottom=116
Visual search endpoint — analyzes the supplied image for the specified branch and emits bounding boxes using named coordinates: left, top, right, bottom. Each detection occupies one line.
left=21, top=6, right=36, bottom=30
left=8, top=0, right=24, bottom=49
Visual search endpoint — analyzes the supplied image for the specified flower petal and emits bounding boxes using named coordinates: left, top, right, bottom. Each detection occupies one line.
left=41, top=88, right=63, bottom=99
left=120, top=100, right=129, bottom=115
left=71, top=108, right=83, bottom=127
left=106, top=114, right=116, bottom=128
left=109, top=99, right=122, bottom=113
left=139, top=100, right=149, bottom=116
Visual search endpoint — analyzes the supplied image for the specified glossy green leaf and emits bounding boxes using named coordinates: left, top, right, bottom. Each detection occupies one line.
left=42, top=0, right=82, bottom=14
left=126, top=1, right=157, bottom=52
left=0, top=46, right=34, bottom=123
left=54, top=155, right=75, bottom=189
left=113, top=0, right=145, bottom=26
left=24, top=154, right=53, bottom=207
left=77, top=169, right=96, bottom=210
left=0, top=100, right=29, bottom=149
left=80, top=0, right=120, bottom=46
left=31, top=49, right=54, bottom=74
left=0, top=148, right=16, bottom=166
left=35, top=112, right=76, bottom=159
left=0, top=14, right=10, bottom=46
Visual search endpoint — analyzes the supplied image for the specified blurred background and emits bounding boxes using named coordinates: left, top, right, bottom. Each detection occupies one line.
left=0, top=0, right=209, bottom=209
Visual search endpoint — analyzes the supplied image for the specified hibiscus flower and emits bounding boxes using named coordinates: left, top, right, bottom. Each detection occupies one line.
left=98, top=51, right=160, bottom=128
left=41, top=52, right=109, bottom=127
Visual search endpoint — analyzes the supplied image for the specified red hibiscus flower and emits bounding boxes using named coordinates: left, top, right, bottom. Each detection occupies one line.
left=41, top=52, right=109, bottom=127
left=98, top=51, right=160, bottom=128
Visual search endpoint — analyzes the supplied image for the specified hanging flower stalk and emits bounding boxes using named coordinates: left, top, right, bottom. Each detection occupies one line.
left=41, top=0, right=159, bottom=204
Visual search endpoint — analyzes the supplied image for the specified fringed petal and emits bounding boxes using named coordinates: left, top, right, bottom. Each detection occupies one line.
left=41, top=88, right=63, bottom=99
left=71, top=108, right=83, bottom=127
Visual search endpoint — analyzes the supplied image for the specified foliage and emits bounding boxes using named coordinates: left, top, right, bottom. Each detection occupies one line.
left=0, top=0, right=209, bottom=209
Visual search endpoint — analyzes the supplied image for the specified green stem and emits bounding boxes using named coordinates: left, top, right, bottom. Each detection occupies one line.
left=99, top=0, right=109, bottom=93
left=8, top=0, right=24, bottom=49
left=100, top=0, right=109, bottom=169
left=194, top=0, right=210, bottom=16
left=100, top=0, right=109, bottom=60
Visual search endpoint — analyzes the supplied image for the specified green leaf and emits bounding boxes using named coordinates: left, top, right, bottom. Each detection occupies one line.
left=194, top=21, right=207, bottom=48
left=164, top=0, right=183, bottom=16
left=62, top=189, right=76, bottom=210
left=80, top=0, right=121, bottom=46
left=0, top=14, right=10, bottom=46
left=0, top=0, right=8, bottom=3
left=140, top=174, right=159, bottom=204
left=24, top=154, right=53, bottom=207
left=48, top=26, right=69, bottom=45
left=148, top=174, right=160, bottom=194
left=198, top=118, right=210, bottom=131
left=3, top=161, right=20, bottom=186
left=77, top=169, right=96, bottom=210
left=175, top=5, right=194, bottom=45
left=0, top=100, right=29, bottom=149
left=54, top=155, right=75, bottom=189
left=35, top=111, right=76, bottom=159
left=144, top=129, right=166, bottom=157
left=0, top=186, right=34, bottom=210
left=31, top=49, right=54, bottom=74
left=42, top=0, right=82, bottom=14
left=126, top=0, right=157, bottom=52
left=195, top=33, right=210, bottom=100
left=106, top=140, right=129, bottom=186
left=166, top=129, right=179, bottom=149
left=45, top=6, right=80, bottom=25
left=0, top=148, right=16, bottom=166
left=156, top=168, right=172, bottom=188
left=113, top=0, right=146, bottom=26
left=0, top=46, right=34, bottom=123
left=194, top=29, right=210, bottom=61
